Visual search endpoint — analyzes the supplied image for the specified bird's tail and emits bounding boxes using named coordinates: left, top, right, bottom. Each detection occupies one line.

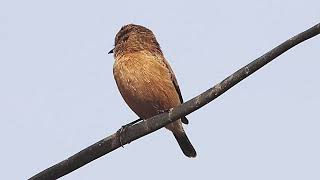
left=173, top=130, right=197, bottom=158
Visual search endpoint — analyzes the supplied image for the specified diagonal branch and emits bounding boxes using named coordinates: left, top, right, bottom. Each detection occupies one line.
left=29, top=23, right=320, bottom=180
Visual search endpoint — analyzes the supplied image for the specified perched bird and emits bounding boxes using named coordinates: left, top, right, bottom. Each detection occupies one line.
left=109, top=24, right=196, bottom=158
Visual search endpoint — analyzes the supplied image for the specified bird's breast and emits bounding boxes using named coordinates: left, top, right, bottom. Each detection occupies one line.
left=113, top=52, right=180, bottom=118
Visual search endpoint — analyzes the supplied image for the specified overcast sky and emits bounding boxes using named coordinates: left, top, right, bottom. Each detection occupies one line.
left=1, top=0, right=319, bottom=179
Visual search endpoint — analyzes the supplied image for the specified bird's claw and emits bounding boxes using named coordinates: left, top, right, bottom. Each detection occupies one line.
left=158, top=108, right=171, bottom=114
left=118, top=118, right=143, bottom=147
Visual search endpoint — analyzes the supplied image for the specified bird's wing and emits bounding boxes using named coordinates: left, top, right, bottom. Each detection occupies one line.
left=162, top=58, right=189, bottom=124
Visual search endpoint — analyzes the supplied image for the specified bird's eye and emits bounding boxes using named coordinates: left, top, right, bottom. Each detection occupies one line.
left=122, top=36, right=129, bottom=42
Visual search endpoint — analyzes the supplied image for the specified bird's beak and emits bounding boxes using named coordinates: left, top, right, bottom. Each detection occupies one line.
left=108, top=48, right=114, bottom=54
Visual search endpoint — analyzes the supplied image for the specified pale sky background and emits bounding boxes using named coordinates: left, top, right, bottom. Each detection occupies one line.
left=0, top=0, right=319, bottom=179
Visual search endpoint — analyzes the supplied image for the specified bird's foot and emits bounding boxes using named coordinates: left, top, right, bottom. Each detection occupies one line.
left=158, top=108, right=188, bottom=124
left=118, top=118, right=143, bottom=147
left=158, top=108, right=171, bottom=114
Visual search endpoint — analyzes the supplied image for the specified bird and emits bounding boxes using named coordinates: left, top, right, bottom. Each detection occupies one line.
left=109, top=24, right=196, bottom=158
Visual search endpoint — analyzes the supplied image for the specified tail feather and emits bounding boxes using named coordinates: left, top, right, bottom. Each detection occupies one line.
left=173, top=131, right=197, bottom=158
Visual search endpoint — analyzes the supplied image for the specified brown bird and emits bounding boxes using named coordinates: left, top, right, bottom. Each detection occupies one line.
left=109, top=24, right=196, bottom=158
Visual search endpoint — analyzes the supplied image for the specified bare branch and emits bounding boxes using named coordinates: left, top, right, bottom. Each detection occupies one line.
left=29, top=23, right=320, bottom=180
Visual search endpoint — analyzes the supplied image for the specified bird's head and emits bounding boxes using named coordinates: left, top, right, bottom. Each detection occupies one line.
left=109, top=24, right=162, bottom=57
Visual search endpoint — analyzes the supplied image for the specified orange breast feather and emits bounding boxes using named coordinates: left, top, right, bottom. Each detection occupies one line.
left=113, top=51, right=181, bottom=119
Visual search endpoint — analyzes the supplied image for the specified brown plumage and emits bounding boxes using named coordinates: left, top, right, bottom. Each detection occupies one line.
left=110, top=24, right=196, bottom=158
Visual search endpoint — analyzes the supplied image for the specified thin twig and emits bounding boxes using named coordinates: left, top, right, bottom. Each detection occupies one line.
left=29, top=23, right=320, bottom=180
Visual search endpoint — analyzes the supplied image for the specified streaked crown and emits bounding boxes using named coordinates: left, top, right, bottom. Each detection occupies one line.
left=113, top=24, right=163, bottom=57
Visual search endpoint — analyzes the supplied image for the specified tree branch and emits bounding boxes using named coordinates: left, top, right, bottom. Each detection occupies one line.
left=29, top=23, right=320, bottom=180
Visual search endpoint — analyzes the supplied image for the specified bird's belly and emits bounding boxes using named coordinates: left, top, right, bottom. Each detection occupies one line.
left=114, top=60, right=180, bottom=119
